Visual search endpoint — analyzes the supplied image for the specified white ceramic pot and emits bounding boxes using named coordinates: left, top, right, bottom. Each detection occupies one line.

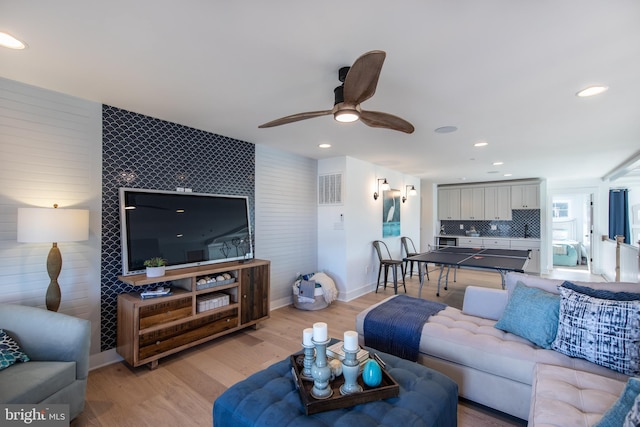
left=146, top=266, right=166, bottom=278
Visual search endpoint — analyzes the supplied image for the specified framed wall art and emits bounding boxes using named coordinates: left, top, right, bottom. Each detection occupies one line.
left=382, top=189, right=401, bottom=237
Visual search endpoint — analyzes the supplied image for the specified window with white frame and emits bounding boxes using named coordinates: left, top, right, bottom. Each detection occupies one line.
left=552, top=201, right=570, bottom=218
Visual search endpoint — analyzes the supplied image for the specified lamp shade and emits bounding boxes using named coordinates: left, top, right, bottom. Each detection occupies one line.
left=18, top=208, right=89, bottom=243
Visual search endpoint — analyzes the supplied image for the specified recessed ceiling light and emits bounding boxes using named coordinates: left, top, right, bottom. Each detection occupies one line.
left=318, top=143, right=331, bottom=148
left=0, top=32, right=27, bottom=49
left=504, top=173, right=512, bottom=177
left=493, top=161, right=503, bottom=166
left=576, top=85, right=608, bottom=97
left=474, top=141, right=488, bottom=147
left=434, top=126, right=458, bottom=134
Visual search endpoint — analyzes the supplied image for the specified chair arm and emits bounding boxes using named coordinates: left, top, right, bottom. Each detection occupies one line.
left=461, top=286, right=508, bottom=320
left=0, top=304, right=91, bottom=380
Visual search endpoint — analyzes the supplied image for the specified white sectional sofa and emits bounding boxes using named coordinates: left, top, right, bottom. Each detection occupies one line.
left=355, top=272, right=639, bottom=426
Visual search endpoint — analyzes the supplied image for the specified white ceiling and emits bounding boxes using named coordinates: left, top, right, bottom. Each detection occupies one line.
left=2, top=1, right=639, bottom=184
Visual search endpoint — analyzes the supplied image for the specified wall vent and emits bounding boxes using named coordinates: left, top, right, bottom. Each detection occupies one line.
left=318, top=173, right=343, bottom=205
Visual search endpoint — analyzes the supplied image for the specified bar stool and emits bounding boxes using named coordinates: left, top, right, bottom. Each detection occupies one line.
left=401, top=236, right=429, bottom=280
left=373, top=240, right=406, bottom=294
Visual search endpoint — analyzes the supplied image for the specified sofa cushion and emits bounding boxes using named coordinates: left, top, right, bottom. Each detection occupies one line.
left=461, top=286, right=508, bottom=320
left=505, top=272, right=640, bottom=297
left=594, top=377, right=640, bottom=427
left=0, top=361, right=76, bottom=403
left=0, top=329, right=30, bottom=370
left=529, top=363, right=626, bottom=427
left=415, top=306, right=629, bottom=385
left=552, top=286, right=640, bottom=376
left=495, top=281, right=560, bottom=349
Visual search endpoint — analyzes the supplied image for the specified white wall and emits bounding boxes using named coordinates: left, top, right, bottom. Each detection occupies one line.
left=318, top=156, right=421, bottom=301
left=0, top=77, right=103, bottom=354
left=317, top=157, right=348, bottom=296
left=254, top=145, right=318, bottom=309
left=420, top=180, right=437, bottom=252
left=623, top=178, right=640, bottom=246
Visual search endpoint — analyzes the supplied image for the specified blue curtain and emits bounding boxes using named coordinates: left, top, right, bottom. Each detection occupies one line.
left=609, top=189, right=631, bottom=244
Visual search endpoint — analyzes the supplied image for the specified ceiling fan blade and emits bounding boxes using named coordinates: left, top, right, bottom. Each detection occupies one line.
left=343, top=50, right=386, bottom=105
left=359, top=110, right=415, bottom=134
left=258, top=110, right=332, bottom=128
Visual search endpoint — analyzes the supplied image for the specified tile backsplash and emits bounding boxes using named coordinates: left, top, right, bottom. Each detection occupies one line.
left=440, top=209, right=540, bottom=238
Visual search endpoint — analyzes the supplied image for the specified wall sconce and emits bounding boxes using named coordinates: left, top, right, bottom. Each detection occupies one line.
left=373, top=178, right=390, bottom=200
left=402, top=185, right=417, bottom=203
left=17, top=204, right=89, bottom=311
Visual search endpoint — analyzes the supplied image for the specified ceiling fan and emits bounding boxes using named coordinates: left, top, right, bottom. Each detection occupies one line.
left=258, top=50, right=415, bottom=134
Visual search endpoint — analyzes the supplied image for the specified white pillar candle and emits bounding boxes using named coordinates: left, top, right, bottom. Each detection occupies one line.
left=303, top=328, right=314, bottom=346
left=344, top=330, right=358, bottom=351
left=313, top=322, right=328, bottom=342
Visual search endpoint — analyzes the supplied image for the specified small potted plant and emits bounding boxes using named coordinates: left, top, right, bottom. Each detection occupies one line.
left=144, top=257, right=167, bottom=278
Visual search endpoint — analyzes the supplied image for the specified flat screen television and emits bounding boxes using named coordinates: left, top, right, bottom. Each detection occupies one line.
left=119, top=188, right=253, bottom=276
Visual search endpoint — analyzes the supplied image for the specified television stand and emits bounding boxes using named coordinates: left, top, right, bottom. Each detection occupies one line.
left=116, top=259, right=270, bottom=369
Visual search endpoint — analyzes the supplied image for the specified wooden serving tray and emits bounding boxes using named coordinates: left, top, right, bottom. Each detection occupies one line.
left=289, top=351, right=400, bottom=415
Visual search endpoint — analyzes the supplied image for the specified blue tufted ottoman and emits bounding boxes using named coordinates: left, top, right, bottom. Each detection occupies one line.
left=213, top=348, right=458, bottom=427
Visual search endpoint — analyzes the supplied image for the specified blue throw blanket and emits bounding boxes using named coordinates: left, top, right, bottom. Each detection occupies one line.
left=364, top=295, right=446, bottom=361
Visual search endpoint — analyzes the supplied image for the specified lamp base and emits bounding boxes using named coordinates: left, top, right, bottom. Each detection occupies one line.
left=46, top=243, right=62, bottom=312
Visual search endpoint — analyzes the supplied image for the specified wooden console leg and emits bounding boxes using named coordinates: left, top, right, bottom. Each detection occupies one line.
left=148, top=360, right=159, bottom=370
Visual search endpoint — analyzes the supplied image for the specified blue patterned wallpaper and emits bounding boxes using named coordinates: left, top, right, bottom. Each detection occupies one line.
left=441, top=209, right=540, bottom=238
left=101, top=105, right=255, bottom=351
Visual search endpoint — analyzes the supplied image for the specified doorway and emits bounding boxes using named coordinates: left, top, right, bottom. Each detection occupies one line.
left=551, top=192, right=593, bottom=272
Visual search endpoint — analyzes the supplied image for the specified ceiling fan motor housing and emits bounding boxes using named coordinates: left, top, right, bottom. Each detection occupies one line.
left=334, top=67, right=351, bottom=105
left=334, top=85, right=344, bottom=105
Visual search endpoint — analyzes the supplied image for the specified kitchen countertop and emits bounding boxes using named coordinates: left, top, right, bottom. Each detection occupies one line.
left=438, top=235, right=540, bottom=241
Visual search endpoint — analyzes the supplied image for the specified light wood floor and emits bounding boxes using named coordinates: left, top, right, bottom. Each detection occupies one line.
left=73, top=267, right=603, bottom=427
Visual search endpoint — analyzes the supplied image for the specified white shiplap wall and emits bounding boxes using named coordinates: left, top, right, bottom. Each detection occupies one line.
left=255, top=144, right=318, bottom=308
left=0, top=78, right=102, bottom=353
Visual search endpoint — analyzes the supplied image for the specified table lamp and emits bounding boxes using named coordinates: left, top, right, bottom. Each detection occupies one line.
left=17, top=204, right=89, bottom=311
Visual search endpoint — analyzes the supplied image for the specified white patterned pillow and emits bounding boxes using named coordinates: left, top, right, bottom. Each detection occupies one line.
left=552, top=286, right=640, bottom=376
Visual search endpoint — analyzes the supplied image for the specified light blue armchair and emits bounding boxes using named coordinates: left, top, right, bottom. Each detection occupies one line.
left=0, top=304, right=91, bottom=420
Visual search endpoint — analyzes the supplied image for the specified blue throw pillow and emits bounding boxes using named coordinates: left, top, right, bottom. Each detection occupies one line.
left=0, top=329, right=30, bottom=370
left=561, top=281, right=640, bottom=301
left=495, top=281, right=560, bottom=349
left=594, top=377, right=640, bottom=427
left=625, top=393, right=640, bottom=427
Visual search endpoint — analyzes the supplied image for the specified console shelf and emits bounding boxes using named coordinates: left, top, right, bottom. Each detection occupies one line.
left=117, top=259, right=270, bottom=369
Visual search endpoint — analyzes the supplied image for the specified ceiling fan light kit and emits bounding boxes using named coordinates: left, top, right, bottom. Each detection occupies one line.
left=334, top=109, right=359, bottom=123
left=259, top=50, right=414, bottom=134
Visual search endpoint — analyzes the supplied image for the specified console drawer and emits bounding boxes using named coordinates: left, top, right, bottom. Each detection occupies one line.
left=139, top=297, right=192, bottom=329
left=138, top=308, right=238, bottom=360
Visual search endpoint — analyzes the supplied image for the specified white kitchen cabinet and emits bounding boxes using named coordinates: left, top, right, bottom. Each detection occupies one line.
left=482, top=238, right=510, bottom=249
left=484, top=186, right=512, bottom=220
left=438, top=188, right=461, bottom=220
left=460, top=187, right=485, bottom=220
left=511, top=184, right=540, bottom=209
left=458, top=237, right=483, bottom=247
